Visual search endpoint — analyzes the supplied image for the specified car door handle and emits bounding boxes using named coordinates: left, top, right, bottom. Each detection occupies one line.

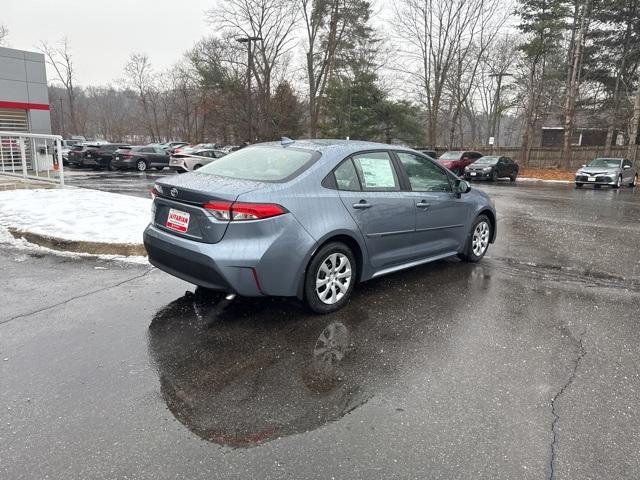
left=352, top=200, right=372, bottom=209
left=416, top=201, right=431, bottom=209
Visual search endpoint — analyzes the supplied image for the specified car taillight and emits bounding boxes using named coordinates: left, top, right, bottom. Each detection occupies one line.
left=203, top=201, right=286, bottom=221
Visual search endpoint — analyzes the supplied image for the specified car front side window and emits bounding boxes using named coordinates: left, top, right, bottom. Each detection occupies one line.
left=396, top=152, right=452, bottom=192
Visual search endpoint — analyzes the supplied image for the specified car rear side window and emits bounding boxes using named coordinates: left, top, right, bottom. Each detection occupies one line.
left=333, top=159, right=361, bottom=191
left=197, top=145, right=316, bottom=182
left=397, top=152, right=452, bottom=192
left=352, top=152, right=400, bottom=191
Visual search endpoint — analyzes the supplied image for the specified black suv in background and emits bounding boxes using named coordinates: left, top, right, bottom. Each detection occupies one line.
left=82, top=143, right=131, bottom=170
left=111, top=146, right=170, bottom=171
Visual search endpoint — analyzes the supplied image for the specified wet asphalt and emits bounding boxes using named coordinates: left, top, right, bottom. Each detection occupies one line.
left=1, top=179, right=640, bottom=479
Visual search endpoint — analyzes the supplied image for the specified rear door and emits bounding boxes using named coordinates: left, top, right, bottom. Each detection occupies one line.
left=152, top=147, right=169, bottom=166
left=395, top=151, right=471, bottom=256
left=335, top=151, right=416, bottom=269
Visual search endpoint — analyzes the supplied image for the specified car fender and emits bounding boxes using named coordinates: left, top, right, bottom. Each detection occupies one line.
left=295, top=228, right=369, bottom=300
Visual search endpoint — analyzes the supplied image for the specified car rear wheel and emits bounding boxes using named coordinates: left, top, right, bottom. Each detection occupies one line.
left=107, top=160, right=115, bottom=171
left=490, top=171, right=498, bottom=182
left=304, top=242, right=356, bottom=314
left=136, top=160, right=147, bottom=172
left=458, top=215, right=492, bottom=263
left=613, top=175, right=622, bottom=189
left=193, top=164, right=203, bottom=170
left=629, top=175, right=637, bottom=187
left=510, top=171, right=517, bottom=182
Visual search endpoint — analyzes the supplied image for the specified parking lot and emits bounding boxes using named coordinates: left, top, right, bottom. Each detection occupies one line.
left=1, top=177, right=639, bottom=479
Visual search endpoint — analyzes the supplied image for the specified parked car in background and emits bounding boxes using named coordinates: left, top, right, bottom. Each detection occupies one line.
left=437, top=151, right=483, bottom=176
left=465, top=156, right=519, bottom=182
left=575, top=158, right=637, bottom=188
left=169, top=149, right=227, bottom=173
left=161, top=141, right=189, bottom=152
left=112, top=146, right=170, bottom=171
left=67, top=142, right=109, bottom=167
left=144, top=139, right=496, bottom=313
left=82, top=143, right=131, bottom=170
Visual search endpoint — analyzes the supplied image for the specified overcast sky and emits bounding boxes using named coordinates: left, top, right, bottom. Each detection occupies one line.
left=3, top=0, right=213, bottom=86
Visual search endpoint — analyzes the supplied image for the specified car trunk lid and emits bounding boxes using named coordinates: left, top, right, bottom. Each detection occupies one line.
left=152, top=173, right=265, bottom=243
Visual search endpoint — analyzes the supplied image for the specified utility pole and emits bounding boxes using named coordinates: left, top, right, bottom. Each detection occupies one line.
left=488, top=72, right=512, bottom=149
left=628, top=74, right=640, bottom=164
left=236, top=36, right=262, bottom=143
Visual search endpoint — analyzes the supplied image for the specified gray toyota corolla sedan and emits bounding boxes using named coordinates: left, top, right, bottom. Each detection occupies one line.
left=144, top=139, right=497, bottom=313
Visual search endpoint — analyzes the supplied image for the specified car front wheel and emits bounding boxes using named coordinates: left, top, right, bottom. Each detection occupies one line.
left=458, top=215, right=492, bottom=263
left=136, top=160, right=147, bottom=172
left=304, top=242, right=356, bottom=314
left=613, top=175, right=622, bottom=189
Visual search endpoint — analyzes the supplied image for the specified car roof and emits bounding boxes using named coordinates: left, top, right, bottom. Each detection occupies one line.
left=255, top=139, right=417, bottom=156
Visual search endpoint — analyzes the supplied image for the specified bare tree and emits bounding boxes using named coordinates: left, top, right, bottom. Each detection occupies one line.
left=0, top=24, right=8, bottom=45
left=391, top=0, right=511, bottom=147
left=628, top=73, right=640, bottom=163
left=209, top=0, right=301, bottom=140
left=39, top=39, right=78, bottom=135
left=561, top=0, right=591, bottom=168
left=122, top=53, right=162, bottom=141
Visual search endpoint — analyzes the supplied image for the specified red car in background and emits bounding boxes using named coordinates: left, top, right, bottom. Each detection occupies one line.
left=437, top=151, right=483, bottom=176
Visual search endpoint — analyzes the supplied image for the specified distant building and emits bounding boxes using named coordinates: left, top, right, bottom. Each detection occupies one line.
left=0, top=46, right=51, bottom=135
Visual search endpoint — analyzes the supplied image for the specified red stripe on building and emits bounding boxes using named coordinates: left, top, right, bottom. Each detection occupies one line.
left=0, top=101, right=50, bottom=111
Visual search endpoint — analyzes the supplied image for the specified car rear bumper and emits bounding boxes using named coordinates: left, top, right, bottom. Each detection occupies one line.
left=143, top=216, right=316, bottom=297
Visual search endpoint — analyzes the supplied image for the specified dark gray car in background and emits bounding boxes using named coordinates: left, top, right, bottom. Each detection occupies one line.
left=144, top=139, right=497, bottom=313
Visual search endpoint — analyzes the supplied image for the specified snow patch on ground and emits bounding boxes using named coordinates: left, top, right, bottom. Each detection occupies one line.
left=0, top=224, right=148, bottom=264
left=0, top=188, right=151, bottom=244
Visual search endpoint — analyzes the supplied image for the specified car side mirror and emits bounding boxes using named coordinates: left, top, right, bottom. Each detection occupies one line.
left=581, top=164, right=586, bottom=168
left=623, top=165, right=631, bottom=170
left=455, top=179, right=471, bottom=196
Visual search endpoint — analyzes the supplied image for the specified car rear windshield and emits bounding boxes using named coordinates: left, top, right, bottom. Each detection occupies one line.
left=588, top=158, right=622, bottom=167
left=197, top=146, right=316, bottom=182
left=439, top=151, right=463, bottom=160
left=475, top=156, right=499, bottom=165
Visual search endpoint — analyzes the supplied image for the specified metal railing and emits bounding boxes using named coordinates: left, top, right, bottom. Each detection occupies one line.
left=0, top=131, right=64, bottom=186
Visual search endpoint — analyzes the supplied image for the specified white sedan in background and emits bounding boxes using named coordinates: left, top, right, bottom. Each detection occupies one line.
left=169, top=149, right=227, bottom=173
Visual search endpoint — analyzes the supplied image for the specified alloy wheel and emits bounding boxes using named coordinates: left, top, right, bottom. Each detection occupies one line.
left=472, top=221, right=490, bottom=257
left=315, top=253, right=352, bottom=305
left=137, top=160, right=147, bottom=171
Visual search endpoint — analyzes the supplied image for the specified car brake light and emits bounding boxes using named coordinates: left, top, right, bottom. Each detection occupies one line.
left=203, top=201, right=286, bottom=221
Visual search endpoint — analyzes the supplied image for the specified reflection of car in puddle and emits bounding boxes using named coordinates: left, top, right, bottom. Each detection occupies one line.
left=147, top=290, right=370, bottom=448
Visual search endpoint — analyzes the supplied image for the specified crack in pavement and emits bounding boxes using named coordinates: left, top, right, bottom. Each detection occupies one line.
left=0, top=267, right=155, bottom=327
left=548, top=332, right=587, bottom=480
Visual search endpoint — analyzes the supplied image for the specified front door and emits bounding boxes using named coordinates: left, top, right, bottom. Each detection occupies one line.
left=395, top=151, right=472, bottom=257
left=335, top=151, right=416, bottom=269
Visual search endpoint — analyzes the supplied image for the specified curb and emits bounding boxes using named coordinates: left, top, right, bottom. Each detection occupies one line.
left=8, top=228, right=147, bottom=257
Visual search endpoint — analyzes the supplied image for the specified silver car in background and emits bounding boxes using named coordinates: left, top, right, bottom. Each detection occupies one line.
left=144, top=139, right=497, bottom=313
left=169, top=148, right=227, bottom=173
left=575, top=158, right=637, bottom=188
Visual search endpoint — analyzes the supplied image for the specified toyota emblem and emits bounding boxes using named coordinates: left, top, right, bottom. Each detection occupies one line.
left=170, top=188, right=178, bottom=198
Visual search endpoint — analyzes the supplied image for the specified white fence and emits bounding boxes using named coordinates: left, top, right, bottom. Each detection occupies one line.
left=0, top=131, right=64, bottom=185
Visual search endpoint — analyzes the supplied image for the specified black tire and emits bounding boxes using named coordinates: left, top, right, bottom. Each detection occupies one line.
left=107, top=160, right=115, bottom=171
left=630, top=175, right=638, bottom=187
left=304, top=242, right=357, bottom=314
left=193, top=164, right=203, bottom=170
left=510, top=171, right=517, bottom=182
left=136, top=159, right=148, bottom=172
left=458, top=214, right=492, bottom=263
left=490, top=171, right=498, bottom=182
left=594, top=184, right=601, bottom=189
left=613, top=175, right=622, bottom=189
left=575, top=183, right=583, bottom=188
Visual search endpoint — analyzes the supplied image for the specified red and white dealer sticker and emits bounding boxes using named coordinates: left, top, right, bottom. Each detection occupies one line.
left=166, top=208, right=190, bottom=233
